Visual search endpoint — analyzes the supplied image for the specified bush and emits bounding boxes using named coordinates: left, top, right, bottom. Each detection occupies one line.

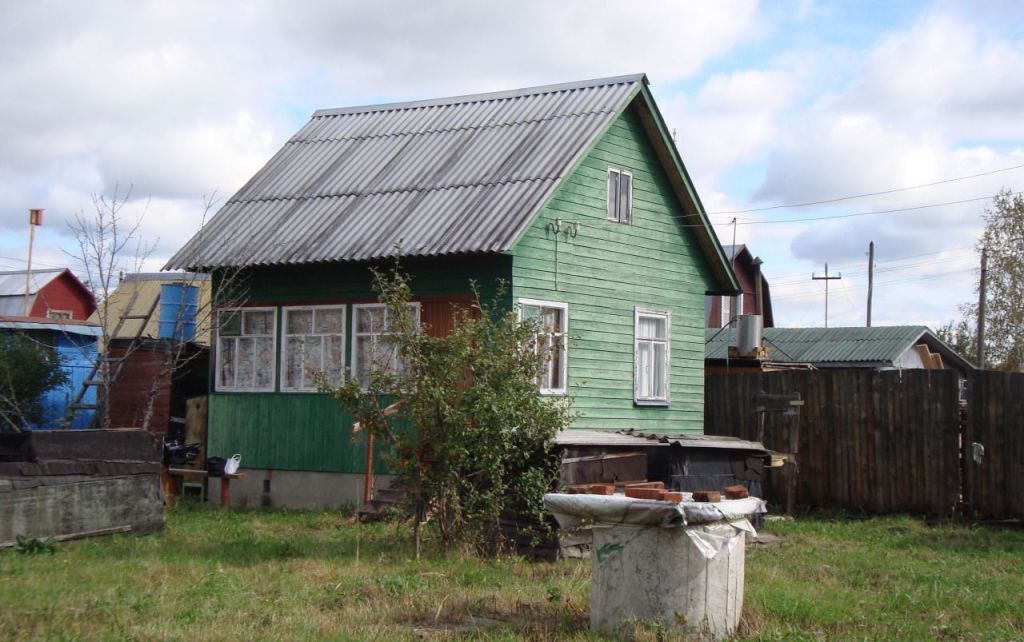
left=319, top=268, right=575, bottom=555
left=0, top=333, right=68, bottom=431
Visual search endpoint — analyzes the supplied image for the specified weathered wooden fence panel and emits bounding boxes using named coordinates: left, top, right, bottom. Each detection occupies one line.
left=964, top=371, right=1024, bottom=520
left=705, top=370, right=962, bottom=517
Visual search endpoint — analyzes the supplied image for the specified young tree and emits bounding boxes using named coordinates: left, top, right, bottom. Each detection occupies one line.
left=66, top=186, right=156, bottom=428
left=0, top=334, right=68, bottom=431
left=319, top=267, right=575, bottom=556
left=955, top=189, right=1024, bottom=370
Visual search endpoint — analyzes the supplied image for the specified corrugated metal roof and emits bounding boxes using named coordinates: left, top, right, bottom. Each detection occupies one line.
left=555, top=429, right=669, bottom=447
left=706, top=326, right=936, bottom=364
left=0, top=316, right=102, bottom=336
left=166, top=75, right=644, bottom=269
left=556, top=428, right=767, bottom=452
left=124, top=272, right=210, bottom=283
left=0, top=269, right=64, bottom=297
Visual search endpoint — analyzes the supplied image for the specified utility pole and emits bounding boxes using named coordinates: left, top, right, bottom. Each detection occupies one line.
left=812, top=262, right=842, bottom=328
left=23, top=208, right=43, bottom=316
left=977, top=246, right=987, bottom=368
left=866, top=241, right=874, bottom=327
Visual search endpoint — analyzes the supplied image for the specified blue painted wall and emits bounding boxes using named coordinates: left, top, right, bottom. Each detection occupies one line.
left=34, top=331, right=97, bottom=429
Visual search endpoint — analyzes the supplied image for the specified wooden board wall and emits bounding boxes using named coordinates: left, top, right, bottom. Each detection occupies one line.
left=511, top=106, right=716, bottom=433
left=964, top=370, right=1024, bottom=520
left=706, top=369, right=963, bottom=517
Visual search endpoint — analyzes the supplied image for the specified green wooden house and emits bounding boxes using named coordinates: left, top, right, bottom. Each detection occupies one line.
left=167, top=74, right=739, bottom=508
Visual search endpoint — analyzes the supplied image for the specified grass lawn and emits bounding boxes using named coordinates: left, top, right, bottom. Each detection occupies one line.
left=1, top=506, right=1022, bottom=641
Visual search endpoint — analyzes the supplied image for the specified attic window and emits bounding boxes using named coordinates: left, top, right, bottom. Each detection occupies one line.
left=46, top=309, right=72, bottom=320
left=607, top=168, right=632, bottom=224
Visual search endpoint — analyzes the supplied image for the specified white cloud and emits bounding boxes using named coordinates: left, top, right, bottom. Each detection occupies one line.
left=660, top=69, right=799, bottom=188
left=0, top=0, right=761, bottom=270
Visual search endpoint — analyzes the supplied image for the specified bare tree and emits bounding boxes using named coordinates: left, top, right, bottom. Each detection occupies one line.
left=64, top=188, right=248, bottom=432
left=65, top=186, right=156, bottom=428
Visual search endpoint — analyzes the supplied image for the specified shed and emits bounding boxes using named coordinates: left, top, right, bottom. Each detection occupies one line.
left=705, top=326, right=975, bottom=376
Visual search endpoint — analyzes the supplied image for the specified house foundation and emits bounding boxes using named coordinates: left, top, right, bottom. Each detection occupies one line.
left=206, top=468, right=394, bottom=510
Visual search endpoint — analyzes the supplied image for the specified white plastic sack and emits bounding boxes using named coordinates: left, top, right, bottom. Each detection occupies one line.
left=685, top=519, right=755, bottom=559
left=224, top=454, right=242, bottom=475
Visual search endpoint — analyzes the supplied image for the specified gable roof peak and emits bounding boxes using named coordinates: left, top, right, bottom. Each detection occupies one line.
left=312, top=74, right=648, bottom=119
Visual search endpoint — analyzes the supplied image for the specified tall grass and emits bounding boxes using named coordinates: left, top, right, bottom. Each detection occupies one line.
left=1, top=506, right=1021, bottom=641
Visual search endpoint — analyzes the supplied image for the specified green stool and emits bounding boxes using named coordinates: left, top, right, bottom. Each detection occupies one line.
left=181, top=480, right=207, bottom=502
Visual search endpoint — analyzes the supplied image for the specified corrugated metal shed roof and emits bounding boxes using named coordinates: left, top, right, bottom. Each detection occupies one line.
left=0, top=316, right=102, bottom=337
left=555, top=429, right=669, bottom=448
left=167, top=75, right=645, bottom=269
left=706, top=326, right=941, bottom=364
left=556, top=428, right=767, bottom=452
left=0, top=269, right=64, bottom=297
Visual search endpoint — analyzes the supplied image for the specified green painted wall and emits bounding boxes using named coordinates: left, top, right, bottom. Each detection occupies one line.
left=208, top=255, right=511, bottom=472
left=510, top=105, right=717, bottom=433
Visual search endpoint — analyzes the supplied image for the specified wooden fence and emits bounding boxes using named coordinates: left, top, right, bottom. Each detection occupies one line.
left=964, top=371, right=1024, bottom=520
left=705, top=369, right=963, bottom=517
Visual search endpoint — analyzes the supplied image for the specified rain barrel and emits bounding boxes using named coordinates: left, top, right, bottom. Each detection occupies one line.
left=158, top=283, right=199, bottom=341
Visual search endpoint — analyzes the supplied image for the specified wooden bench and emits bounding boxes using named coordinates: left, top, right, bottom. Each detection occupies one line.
left=161, top=467, right=247, bottom=507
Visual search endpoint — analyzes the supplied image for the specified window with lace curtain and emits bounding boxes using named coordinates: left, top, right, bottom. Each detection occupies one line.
left=281, top=306, right=345, bottom=392
left=216, top=308, right=276, bottom=392
left=351, top=303, right=420, bottom=388
left=634, top=308, right=670, bottom=405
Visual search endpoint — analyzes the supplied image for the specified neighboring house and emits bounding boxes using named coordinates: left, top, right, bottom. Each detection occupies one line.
left=90, top=272, right=213, bottom=346
left=167, top=74, right=739, bottom=508
left=0, top=268, right=96, bottom=321
left=705, top=326, right=974, bottom=376
left=0, top=316, right=100, bottom=429
left=88, top=273, right=212, bottom=434
left=705, top=244, right=773, bottom=328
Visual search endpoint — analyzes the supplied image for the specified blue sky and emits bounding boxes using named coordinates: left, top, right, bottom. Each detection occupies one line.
left=0, top=0, right=1021, bottom=330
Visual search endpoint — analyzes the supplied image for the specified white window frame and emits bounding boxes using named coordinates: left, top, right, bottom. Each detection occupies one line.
left=606, top=167, right=633, bottom=224
left=280, top=305, right=346, bottom=393
left=518, top=298, right=568, bottom=396
left=634, top=307, right=670, bottom=405
left=215, top=307, right=278, bottom=393
left=46, top=309, right=72, bottom=320
left=351, top=302, right=421, bottom=388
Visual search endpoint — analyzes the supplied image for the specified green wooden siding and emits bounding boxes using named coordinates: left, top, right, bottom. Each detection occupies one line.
left=208, top=255, right=511, bottom=473
left=510, top=105, right=716, bottom=433
left=207, top=393, right=393, bottom=473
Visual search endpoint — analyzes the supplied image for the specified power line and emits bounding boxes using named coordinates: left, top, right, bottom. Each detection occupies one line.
left=730, top=192, right=1021, bottom=226
left=770, top=254, right=977, bottom=286
left=708, top=163, right=1024, bottom=215
left=767, top=246, right=975, bottom=284
left=772, top=267, right=977, bottom=301
left=0, top=254, right=66, bottom=269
